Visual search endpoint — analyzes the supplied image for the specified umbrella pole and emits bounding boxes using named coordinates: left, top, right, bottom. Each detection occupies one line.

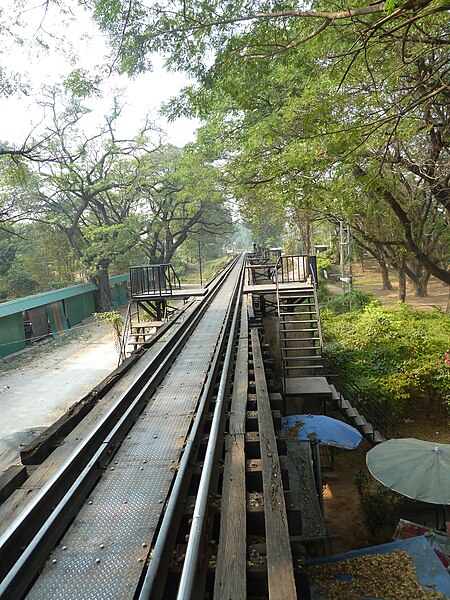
left=312, top=442, right=325, bottom=517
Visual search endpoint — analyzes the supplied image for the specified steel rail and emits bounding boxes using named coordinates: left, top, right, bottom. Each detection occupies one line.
left=0, top=255, right=241, bottom=599
left=177, top=259, right=245, bottom=600
left=138, top=255, right=246, bottom=600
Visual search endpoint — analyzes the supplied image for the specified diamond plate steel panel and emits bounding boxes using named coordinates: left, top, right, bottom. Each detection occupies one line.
left=26, top=263, right=242, bottom=599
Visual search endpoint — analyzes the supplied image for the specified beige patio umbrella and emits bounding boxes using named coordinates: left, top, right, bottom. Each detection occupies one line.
left=366, top=438, right=450, bottom=505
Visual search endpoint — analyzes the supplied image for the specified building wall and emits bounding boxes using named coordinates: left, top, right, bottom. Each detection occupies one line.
left=111, top=283, right=127, bottom=308
left=65, top=292, right=96, bottom=326
left=0, top=313, right=26, bottom=358
left=0, top=276, right=129, bottom=359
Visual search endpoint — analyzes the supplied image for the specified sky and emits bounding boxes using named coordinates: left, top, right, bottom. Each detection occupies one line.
left=0, top=1, right=199, bottom=148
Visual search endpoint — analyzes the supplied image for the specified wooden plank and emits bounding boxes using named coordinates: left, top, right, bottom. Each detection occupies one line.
left=251, top=327, right=298, bottom=600
left=0, top=466, right=27, bottom=503
left=131, top=321, right=164, bottom=328
left=214, top=297, right=249, bottom=600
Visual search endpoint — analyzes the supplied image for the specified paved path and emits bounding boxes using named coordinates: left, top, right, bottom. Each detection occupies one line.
left=0, top=320, right=118, bottom=474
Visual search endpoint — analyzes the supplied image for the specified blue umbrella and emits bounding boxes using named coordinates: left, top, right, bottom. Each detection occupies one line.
left=281, top=414, right=363, bottom=450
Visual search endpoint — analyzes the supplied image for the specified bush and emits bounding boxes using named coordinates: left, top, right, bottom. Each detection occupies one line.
left=316, top=256, right=333, bottom=282
left=323, top=290, right=377, bottom=314
left=322, top=302, right=450, bottom=414
left=0, top=269, right=38, bottom=300
left=354, top=471, right=399, bottom=536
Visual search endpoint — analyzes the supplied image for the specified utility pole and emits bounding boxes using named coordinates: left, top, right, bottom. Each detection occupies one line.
left=339, top=221, right=353, bottom=309
left=339, top=221, right=346, bottom=294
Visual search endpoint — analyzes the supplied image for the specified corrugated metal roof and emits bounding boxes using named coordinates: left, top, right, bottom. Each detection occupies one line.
left=0, top=283, right=97, bottom=318
left=0, top=274, right=130, bottom=319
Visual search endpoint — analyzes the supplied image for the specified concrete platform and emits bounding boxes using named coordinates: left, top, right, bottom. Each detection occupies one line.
left=132, top=284, right=206, bottom=301
left=243, top=282, right=314, bottom=294
left=284, top=377, right=332, bottom=397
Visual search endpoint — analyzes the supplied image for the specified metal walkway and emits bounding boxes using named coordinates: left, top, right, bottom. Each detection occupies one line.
left=26, top=259, right=244, bottom=599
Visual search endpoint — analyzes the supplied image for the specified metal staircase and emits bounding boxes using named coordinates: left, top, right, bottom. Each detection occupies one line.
left=274, top=256, right=324, bottom=385
left=118, top=264, right=182, bottom=364
left=324, top=355, right=400, bottom=445
left=118, top=302, right=166, bottom=364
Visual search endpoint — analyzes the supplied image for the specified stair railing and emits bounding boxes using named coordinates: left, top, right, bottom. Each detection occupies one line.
left=118, top=303, right=133, bottom=365
left=323, top=354, right=400, bottom=439
left=273, top=255, right=310, bottom=284
left=308, top=264, right=323, bottom=355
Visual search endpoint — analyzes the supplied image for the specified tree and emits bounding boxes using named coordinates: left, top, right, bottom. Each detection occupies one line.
left=3, top=89, right=162, bottom=309
left=90, top=0, right=448, bottom=83
left=1, top=87, right=234, bottom=306
left=89, top=0, right=449, bottom=287
left=134, top=145, right=233, bottom=263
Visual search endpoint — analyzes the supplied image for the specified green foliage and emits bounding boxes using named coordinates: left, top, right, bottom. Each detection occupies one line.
left=322, top=302, right=450, bottom=413
left=323, top=291, right=377, bottom=315
left=91, top=0, right=450, bottom=288
left=0, top=267, right=37, bottom=300
left=63, top=69, right=101, bottom=98
left=354, top=471, right=399, bottom=536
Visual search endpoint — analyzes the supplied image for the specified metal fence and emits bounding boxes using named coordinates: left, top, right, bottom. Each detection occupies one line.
left=130, top=264, right=181, bottom=298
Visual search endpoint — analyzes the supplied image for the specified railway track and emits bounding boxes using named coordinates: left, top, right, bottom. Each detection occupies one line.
left=0, top=253, right=308, bottom=599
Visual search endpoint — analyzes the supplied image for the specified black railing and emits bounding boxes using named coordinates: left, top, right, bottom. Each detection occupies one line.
left=130, top=264, right=181, bottom=298
left=273, top=255, right=309, bottom=283
left=323, top=354, right=400, bottom=440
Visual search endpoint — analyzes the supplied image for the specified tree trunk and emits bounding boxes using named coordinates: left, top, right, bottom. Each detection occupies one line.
left=398, top=265, right=407, bottom=302
left=411, top=262, right=431, bottom=297
left=413, top=275, right=430, bottom=298
left=379, top=256, right=393, bottom=290
left=92, top=261, right=112, bottom=311
left=353, top=166, right=450, bottom=285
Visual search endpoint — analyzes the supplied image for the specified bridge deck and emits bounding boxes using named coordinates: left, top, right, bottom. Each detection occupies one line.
left=27, top=264, right=241, bottom=599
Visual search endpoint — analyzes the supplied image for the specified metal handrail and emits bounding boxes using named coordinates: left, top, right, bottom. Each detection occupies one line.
left=309, top=263, right=324, bottom=353
left=273, top=255, right=310, bottom=284
left=118, top=302, right=132, bottom=364
left=129, top=264, right=181, bottom=298
left=323, top=354, right=400, bottom=440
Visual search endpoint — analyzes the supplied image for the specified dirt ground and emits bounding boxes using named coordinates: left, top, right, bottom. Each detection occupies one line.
left=323, top=260, right=450, bottom=554
left=327, top=258, right=449, bottom=312
left=0, top=317, right=119, bottom=474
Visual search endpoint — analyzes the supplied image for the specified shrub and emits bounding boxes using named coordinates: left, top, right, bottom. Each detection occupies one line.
left=322, top=302, right=450, bottom=414
left=323, top=291, right=377, bottom=314
left=354, top=471, right=399, bottom=536
left=94, top=310, right=123, bottom=354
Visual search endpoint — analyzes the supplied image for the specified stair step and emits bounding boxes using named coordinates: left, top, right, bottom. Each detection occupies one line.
left=329, top=385, right=341, bottom=402
left=280, top=328, right=319, bottom=333
left=354, top=415, right=367, bottom=426
left=362, top=423, right=375, bottom=434
left=284, top=365, right=324, bottom=370
left=345, top=407, right=359, bottom=417
left=282, top=354, right=322, bottom=360
left=281, top=337, right=320, bottom=342
left=280, top=319, right=318, bottom=324
left=339, top=397, right=350, bottom=409
left=281, top=347, right=321, bottom=352
left=373, top=431, right=385, bottom=443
